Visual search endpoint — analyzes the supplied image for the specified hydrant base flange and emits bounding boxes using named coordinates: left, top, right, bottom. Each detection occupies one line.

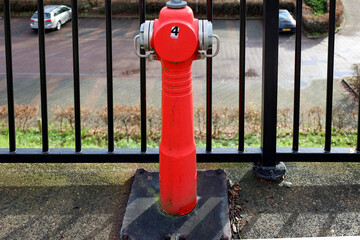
left=120, top=169, right=231, bottom=240
left=252, top=162, right=286, bottom=181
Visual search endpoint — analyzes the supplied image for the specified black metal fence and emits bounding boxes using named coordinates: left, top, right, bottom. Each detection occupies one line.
left=1, top=0, right=359, bottom=164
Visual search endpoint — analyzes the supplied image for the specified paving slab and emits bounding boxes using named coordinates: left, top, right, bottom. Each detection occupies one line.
left=119, top=169, right=231, bottom=240
left=221, top=162, right=360, bottom=239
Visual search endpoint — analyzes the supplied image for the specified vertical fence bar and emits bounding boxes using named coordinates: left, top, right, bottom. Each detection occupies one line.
left=253, top=0, right=285, bottom=180
left=238, top=0, right=246, bottom=152
left=37, top=0, right=49, bottom=152
left=325, top=0, right=336, bottom=152
left=140, top=0, right=147, bottom=152
left=358, top=93, right=360, bottom=151
left=292, top=0, right=302, bottom=152
left=260, top=0, right=279, bottom=166
left=206, top=0, right=213, bottom=152
left=3, top=0, right=16, bottom=152
left=72, top=0, right=81, bottom=152
left=105, top=0, right=114, bottom=152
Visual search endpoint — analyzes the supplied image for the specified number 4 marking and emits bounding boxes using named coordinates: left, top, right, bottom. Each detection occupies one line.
left=171, top=26, right=179, bottom=39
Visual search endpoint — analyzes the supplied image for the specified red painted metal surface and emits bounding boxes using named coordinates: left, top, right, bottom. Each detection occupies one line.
left=151, top=6, right=198, bottom=215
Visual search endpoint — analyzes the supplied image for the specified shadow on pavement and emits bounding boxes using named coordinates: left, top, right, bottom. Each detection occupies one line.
left=236, top=170, right=360, bottom=239
left=0, top=177, right=133, bottom=240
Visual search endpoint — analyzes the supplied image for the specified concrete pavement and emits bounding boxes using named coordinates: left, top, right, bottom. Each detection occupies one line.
left=0, top=162, right=359, bottom=239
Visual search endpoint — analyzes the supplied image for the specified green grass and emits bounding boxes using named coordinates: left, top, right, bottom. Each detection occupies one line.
left=0, top=127, right=357, bottom=149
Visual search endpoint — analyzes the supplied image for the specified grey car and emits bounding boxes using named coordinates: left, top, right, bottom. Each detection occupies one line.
left=30, top=5, right=72, bottom=31
left=279, top=9, right=296, bottom=33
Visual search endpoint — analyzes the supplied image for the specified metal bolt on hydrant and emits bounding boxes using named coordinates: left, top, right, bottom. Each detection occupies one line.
left=134, top=0, right=220, bottom=215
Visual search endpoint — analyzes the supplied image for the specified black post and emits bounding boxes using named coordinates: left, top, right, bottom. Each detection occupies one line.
left=206, top=0, right=213, bottom=152
left=72, top=0, right=81, bottom=152
left=105, top=0, right=114, bottom=152
left=358, top=89, right=360, bottom=151
left=3, top=0, right=16, bottom=152
left=37, top=0, right=49, bottom=152
left=253, top=0, right=286, bottom=180
left=325, top=0, right=336, bottom=152
left=140, top=0, right=147, bottom=152
left=238, top=0, right=246, bottom=152
left=293, top=0, right=302, bottom=151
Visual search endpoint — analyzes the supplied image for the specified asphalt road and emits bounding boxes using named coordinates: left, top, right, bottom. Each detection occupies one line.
left=0, top=12, right=359, bottom=109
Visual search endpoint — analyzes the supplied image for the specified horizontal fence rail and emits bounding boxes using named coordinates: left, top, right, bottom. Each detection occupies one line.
left=0, top=148, right=358, bottom=163
left=0, top=0, right=359, bottom=163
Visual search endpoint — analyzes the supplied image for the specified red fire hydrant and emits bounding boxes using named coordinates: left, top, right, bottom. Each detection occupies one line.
left=134, top=0, right=219, bottom=215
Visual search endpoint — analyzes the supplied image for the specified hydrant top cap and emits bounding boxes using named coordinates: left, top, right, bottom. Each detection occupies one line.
left=166, top=0, right=187, bottom=9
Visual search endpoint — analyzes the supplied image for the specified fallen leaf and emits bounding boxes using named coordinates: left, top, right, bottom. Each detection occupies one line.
left=230, top=189, right=239, bottom=196
left=240, top=221, right=248, bottom=226
left=260, top=178, right=272, bottom=184
left=266, top=196, right=273, bottom=199
left=232, top=223, right=237, bottom=233
left=233, top=186, right=241, bottom=191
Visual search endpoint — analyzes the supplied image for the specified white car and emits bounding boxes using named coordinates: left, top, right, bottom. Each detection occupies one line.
left=30, top=5, right=72, bottom=31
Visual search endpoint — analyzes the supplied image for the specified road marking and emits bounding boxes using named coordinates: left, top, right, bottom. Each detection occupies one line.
left=0, top=78, right=6, bottom=91
left=124, top=20, right=138, bottom=38
left=29, top=77, right=62, bottom=106
left=225, top=20, right=238, bottom=39
left=83, top=78, right=107, bottom=107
